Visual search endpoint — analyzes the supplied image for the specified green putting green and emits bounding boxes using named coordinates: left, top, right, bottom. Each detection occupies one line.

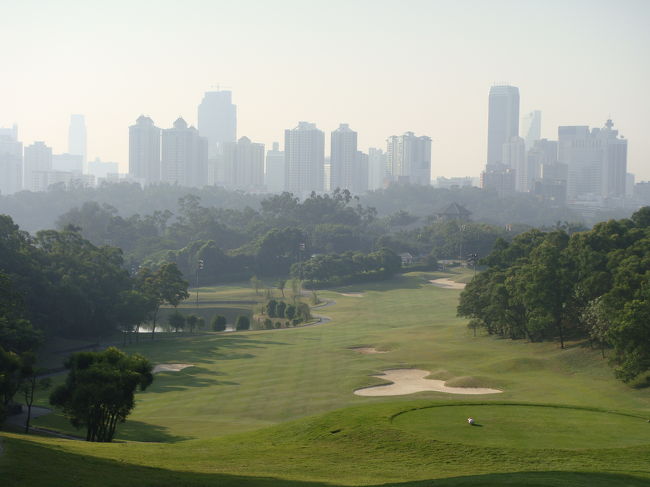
left=393, top=404, right=650, bottom=449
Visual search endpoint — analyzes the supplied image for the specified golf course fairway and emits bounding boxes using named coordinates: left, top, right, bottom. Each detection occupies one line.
left=1, top=271, right=649, bottom=486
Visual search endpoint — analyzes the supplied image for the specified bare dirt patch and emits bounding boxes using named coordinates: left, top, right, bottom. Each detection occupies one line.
left=429, top=278, right=466, bottom=290
left=354, top=369, right=502, bottom=396
left=153, top=363, right=194, bottom=374
left=350, top=347, right=388, bottom=354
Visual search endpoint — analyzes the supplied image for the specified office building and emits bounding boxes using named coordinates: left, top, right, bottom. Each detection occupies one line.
left=265, top=142, right=285, bottom=193
left=89, top=157, right=119, bottom=181
left=53, top=153, right=83, bottom=174
left=521, top=110, right=541, bottom=151
left=161, top=117, right=208, bottom=188
left=68, top=114, right=87, bottom=166
left=486, top=85, right=520, bottom=168
left=386, top=132, right=431, bottom=185
left=558, top=119, right=627, bottom=203
left=129, top=115, right=161, bottom=184
left=197, top=90, right=237, bottom=158
left=284, top=122, right=325, bottom=195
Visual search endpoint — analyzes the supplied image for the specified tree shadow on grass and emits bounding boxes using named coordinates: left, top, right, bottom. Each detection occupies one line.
left=150, top=366, right=238, bottom=393
left=112, top=419, right=192, bottom=443
left=4, top=437, right=649, bottom=487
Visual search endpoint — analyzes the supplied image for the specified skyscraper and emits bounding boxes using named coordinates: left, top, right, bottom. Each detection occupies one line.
left=558, top=119, right=627, bottom=202
left=161, top=117, right=208, bottom=188
left=68, top=114, right=87, bottom=167
left=486, top=85, right=520, bottom=168
left=386, top=132, right=432, bottom=185
left=0, top=126, right=22, bottom=195
left=330, top=123, right=358, bottom=192
left=284, top=122, right=325, bottom=195
left=23, top=141, right=52, bottom=191
left=521, top=110, right=541, bottom=151
left=129, top=115, right=161, bottom=185
left=197, top=90, right=237, bottom=158
left=502, top=136, right=530, bottom=192
left=265, top=142, right=285, bottom=193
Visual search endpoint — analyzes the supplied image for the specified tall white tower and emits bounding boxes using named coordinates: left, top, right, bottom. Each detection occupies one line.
left=68, top=114, right=87, bottom=168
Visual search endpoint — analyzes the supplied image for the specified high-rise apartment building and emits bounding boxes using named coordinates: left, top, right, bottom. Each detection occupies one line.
left=386, top=132, right=431, bottom=185
left=502, top=136, right=531, bottom=192
left=221, top=136, right=264, bottom=190
left=68, top=114, right=87, bottom=167
left=265, top=142, right=285, bottom=193
left=521, top=110, right=541, bottom=151
left=558, top=119, right=627, bottom=202
left=284, top=122, right=325, bottom=195
left=53, top=153, right=83, bottom=174
left=355, top=151, right=369, bottom=194
left=0, top=126, right=22, bottom=195
left=161, top=117, right=208, bottom=188
left=367, top=147, right=387, bottom=191
left=486, top=85, right=520, bottom=168
left=129, top=115, right=161, bottom=185
left=197, top=90, right=237, bottom=158
left=23, top=141, right=52, bottom=191
left=330, top=124, right=358, bottom=192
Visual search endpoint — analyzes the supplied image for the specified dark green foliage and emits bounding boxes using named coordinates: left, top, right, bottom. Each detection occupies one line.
left=264, top=318, right=273, bottom=329
left=49, top=347, right=153, bottom=442
left=276, top=301, right=287, bottom=318
left=211, top=315, right=227, bottom=332
left=235, top=316, right=250, bottom=331
left=168, top=311, right=185, bottom=333
left=285, top=305, right=296, bottom=320
left=266, top=299, right=278, bottom=318
left=458, top=207, right=650, bottom=383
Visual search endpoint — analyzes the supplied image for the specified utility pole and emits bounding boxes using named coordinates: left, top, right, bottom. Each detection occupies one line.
left=196, top=259, right=204, bottom=309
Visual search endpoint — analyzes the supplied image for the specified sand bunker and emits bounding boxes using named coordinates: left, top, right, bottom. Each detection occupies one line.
left=339, top=292, right=365, bottom=297
left=351, top=347, right=388, bottom=354
left=153, top=363, right=194, bottom=374
left=354, top=369, right=502, bottom=396
left=429, top=278, right=466, bottom=290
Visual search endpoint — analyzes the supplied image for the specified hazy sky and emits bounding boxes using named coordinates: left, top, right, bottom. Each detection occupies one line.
left=2, top=0, right=649, bottom=179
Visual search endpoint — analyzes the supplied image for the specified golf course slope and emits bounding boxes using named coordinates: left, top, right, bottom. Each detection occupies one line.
left=1, top=271, right=649, bottom=486
left=2, top=400, right=650, bottom=486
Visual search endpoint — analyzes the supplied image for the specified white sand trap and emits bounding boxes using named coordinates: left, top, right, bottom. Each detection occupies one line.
left=339, top=292, right=365, bottom=297
left=429, top=278, right=466, bottom=290
left=153, top=363, right=194, bottom=374
left=350, top=347, right=388, bottom=354
left=354, top=369, right=502, bottom=396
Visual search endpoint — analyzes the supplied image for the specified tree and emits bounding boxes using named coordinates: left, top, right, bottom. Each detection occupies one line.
left=20, top=355, right=51, bottom=433
left=285, top=304, right=296, bottom=320
left=211, top=315, right=226, bottom=332
left=49, top=347, right=153, bottom=442
left=135, top=263, right=189, bottom=340
left=235, top=315, right=250, bottom=331
left=168, top=310, right=186, bottom=333
left=276, top=279, right=286, bottom=298
left=250, top=275, right=262, bottom=296
left=276, top=301, right=287, bottom=318
left=186, top=314, right=199, bottom=334
left=266, top=299, right=278, bottom=318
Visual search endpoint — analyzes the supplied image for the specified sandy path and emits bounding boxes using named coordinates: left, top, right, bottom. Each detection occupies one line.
left=354, top=369, right=502, bottom=396
left=429, top=278, right=466, bottom=290
left=339, top=292, right=364, bottom=297
left=153, top=363, right=194, bottom=374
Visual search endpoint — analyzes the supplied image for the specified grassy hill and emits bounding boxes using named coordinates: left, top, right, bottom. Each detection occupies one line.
left=1, top=270, right=649, bottom=485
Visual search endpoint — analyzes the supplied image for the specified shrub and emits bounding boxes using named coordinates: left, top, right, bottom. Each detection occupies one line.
left=211, top=315, right=227, bottom=332
left=274, top=321, right=282, bottom=329
left=266, top=299, right=278, bottom=318
left=264, top=318, right=273, bottom=329
left=276, top=301, right=287, bottom=318
left=285, top=304, right=296, bottom=320
left=235, top=315, right=250, bottom=331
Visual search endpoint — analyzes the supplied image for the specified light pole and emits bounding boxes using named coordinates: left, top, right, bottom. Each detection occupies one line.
left=196, top=259, right=204, bottom=309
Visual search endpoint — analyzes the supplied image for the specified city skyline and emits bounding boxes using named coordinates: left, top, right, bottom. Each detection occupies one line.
left=1, top=0, right=648, bottom=180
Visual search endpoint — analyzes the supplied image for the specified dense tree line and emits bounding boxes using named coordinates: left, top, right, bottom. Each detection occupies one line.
left=458, top=207, right=650, bottom=384
left=49, top=189, right=530, bottom=286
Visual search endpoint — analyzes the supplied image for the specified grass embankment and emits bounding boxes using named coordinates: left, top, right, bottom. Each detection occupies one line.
left=2, top=269, right=649, bottom=485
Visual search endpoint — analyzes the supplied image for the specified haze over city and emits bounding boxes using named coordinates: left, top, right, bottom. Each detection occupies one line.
left=2, top=0, right=649, bottom=179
